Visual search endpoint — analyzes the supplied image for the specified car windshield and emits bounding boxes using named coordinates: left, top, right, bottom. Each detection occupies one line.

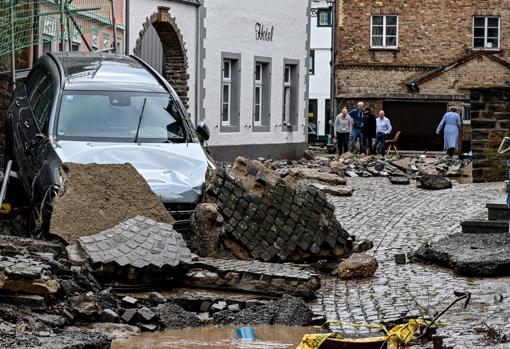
left=56, top=91, right=188, bottom=143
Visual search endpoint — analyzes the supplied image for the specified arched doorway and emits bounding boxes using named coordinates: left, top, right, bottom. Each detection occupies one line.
left=134, top=7, right=189, bottom=108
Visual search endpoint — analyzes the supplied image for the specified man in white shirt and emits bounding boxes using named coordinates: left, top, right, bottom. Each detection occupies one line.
left=373, top=110, right=392, bottom=156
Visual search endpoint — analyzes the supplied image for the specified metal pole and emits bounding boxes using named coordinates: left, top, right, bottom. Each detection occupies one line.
left=329, top=1, right=337, bottom=140
left=9, top=0, right=16, bottom=90
left=33, top=0, right=40, bottom=63
left=60, top=0, right=65, bottom=50
left=125, top=0, right=130, bottom=55
left=0, top=160, right=13, bottom=212
left=67, top=7, right=73, bottom=51
left=111, top=0, right=118, bottom=53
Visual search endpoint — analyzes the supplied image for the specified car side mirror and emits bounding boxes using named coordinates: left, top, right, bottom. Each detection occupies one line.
left=196, top=121, right=210, bottom=141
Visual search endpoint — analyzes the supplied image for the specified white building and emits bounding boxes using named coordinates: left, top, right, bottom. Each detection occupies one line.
left=309, top=0, right=333, bottom=142
left=126, top=0, right=311, bottom=161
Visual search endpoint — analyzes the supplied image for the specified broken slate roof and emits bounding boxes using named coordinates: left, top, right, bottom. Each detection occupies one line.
left=77, top=216, right=191, bottom=269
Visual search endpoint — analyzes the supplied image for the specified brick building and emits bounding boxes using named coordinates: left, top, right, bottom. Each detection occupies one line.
left=335, top=0, right=510, bottom=151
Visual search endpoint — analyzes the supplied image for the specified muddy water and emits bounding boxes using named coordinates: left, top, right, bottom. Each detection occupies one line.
left=111, top=325, right=312, bottom=349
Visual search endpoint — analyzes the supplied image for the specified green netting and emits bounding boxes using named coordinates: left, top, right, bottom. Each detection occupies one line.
left=0, top=0, right=114, bottom=56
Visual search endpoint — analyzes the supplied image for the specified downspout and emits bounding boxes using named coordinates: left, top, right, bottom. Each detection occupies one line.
left=125, top=0, right=130, bottom=55
left=195, top=3, right=200, bottom=127
left=329, top=0, right=337, bottom=139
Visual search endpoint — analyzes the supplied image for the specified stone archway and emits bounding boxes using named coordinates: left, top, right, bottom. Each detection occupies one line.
left=134, top=6, right=189, bottom=108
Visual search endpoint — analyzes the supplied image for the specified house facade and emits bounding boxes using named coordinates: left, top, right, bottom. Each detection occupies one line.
left=309, top=0, right=333, bottom=142
left=335, top=0, right=510, bottom=151
left=128, top=0, right=311, bottom=161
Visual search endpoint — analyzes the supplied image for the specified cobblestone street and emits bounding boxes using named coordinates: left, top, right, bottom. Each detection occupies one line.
left=311, top=177, right=510, bottom=348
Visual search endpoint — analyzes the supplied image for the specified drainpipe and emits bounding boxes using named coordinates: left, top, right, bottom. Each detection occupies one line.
left=194, top=3, right=200, bottom=127
left=125, top=0, right=130, bottom=54
left=329, top=0, right=337, bottom=140
left=111, top=0, right=118, bottom=53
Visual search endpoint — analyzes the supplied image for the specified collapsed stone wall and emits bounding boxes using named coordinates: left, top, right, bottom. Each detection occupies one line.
left=206, top=157, right=353, bottom=263
left=470, top=87, right=510, bottom=182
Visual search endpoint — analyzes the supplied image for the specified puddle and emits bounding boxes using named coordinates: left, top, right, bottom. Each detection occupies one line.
left=111, top=325, right=312, bottom=349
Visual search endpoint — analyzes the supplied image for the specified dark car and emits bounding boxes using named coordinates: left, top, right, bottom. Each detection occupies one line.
left=5, top=52, right=211, bottom=234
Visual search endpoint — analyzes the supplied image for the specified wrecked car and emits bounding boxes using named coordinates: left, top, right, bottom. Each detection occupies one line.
left=5, top=52, right=212, bottom=234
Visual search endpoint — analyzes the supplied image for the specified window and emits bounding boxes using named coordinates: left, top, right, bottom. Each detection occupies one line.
left=42, top=35, right=52, bottom=55
left=282, top=63, right=298, bottom=127
left=220, top=54, right=241, bottom=131
left=473, top=16, right=500, bottom=50
left=309, top=50, right=315, bottom=75
left=91, top=31, right=98, bottom=49
left=71, top=42, right=80, bottom=51
left=43, top=17, right=56, bottom=36
left=254, top=64, right=262, bottom=125
left=371, top=15, right=398, bottom=49
left=317, top=9, right=332, bottom=27
left=57, top=92, right=187, bottom=143
left=116, top=37, right=122, bottom=54
left=103, top=33, right=110, bottom=50
left=462, top=104, right=471, bottom=125
left=222, top=60, right=232, bottom=125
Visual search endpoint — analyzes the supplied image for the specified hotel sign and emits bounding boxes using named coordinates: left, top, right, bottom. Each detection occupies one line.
left=255, top=23, right=274, bottom=42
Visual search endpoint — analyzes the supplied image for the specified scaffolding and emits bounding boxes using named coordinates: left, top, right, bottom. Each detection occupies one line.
left=0, top=0, right=118, bottom=88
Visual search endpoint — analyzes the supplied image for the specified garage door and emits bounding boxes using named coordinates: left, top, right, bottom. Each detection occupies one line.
left=383, top=101, right=447, bottom=151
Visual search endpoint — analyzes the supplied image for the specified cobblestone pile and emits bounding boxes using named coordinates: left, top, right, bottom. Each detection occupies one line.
left=206, top=157, right=353, bottom=262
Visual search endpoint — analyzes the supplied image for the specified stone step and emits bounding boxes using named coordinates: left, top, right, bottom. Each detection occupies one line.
left=486, top=197, right=510, bottom=221
left=461, top=219, right=509, bottom=234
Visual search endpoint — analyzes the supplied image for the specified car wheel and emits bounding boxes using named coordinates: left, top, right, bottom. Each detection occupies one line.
left=28, top=185, right=58, bottom=239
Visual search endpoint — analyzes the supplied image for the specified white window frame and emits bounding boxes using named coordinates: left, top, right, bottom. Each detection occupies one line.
left=473, top=16, right=500, bottom=50
left=254, top=64, right=263, bottom=125
left=91, top=31, right=98, bottom=49
left=370, top=15, right=399, bottom=49
left=222, top=60, right=232, bottom=126
left=462, top=104, right=471, bottom=125
left=283, top=66, right=292, bottom=124
left=317, top=9, right=332, bottom=27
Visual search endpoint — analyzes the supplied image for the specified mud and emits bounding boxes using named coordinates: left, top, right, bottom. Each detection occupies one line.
left=111, top=325, right=313, bottom=349
left=50, top=163, right=175, bottom=244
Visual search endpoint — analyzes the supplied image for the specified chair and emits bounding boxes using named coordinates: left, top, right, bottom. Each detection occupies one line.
left=385, top=131, right=401, bottom=156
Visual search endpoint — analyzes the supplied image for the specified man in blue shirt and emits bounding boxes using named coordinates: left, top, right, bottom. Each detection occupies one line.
left=349, top=102, right=366, bottom=154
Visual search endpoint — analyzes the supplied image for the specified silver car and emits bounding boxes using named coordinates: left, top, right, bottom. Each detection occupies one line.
left=5, top=52, right=211, bottom=234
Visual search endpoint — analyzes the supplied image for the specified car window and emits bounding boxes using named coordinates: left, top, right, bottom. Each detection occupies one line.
left=57, top=91, right=188, bottom=143
left=27, top=68, right=54, bottom=130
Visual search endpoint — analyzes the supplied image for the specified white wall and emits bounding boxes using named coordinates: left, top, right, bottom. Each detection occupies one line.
left=202, top=0, right=310, bottom=147
left=309, top=0, right=332, bottom=136
left=128, top=0, right=198, bottom=122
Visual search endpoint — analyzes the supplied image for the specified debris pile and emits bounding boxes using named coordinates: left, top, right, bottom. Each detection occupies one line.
left=184, top=257, right=320, bottom=297
left=206, top=157, right=353, bottom=262
left=50, top=163, right=175, bottom=244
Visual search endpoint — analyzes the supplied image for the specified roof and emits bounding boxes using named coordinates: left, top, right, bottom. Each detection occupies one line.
left=49, top=52, right=167, bottom=92
left=407, top=51, right=510, bottom=88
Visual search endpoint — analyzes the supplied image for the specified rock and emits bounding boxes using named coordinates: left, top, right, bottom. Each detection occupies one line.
left=148, top=292, right=166, bottom=304
left=345, top=170, right=359, bottom=177
left=100, top=309, right=119, bottom=323
left=291, top=168, right=347, bottom=185
left=414, top=233, right=510, bottom=276
left=303, top=150, right=315, bottom=160
left=8, top=327, right=112, bottom=349
left=66, top=244, right=86, bottom=266
left=210, top=301, right=227, bottom=312
left=121, top=296, right=138, bottom=308
left=223, top=239, right=251, bottom=260
left=59, top=279, right=83, bottom=296
left=338, top=253, right=379, bottom=279
left=137, top=307, right=156, bottom=322
left=189, top=203, right=224, bottom=257
left=69, top=293, right=100, bottom=317
left=156, top=303, right=201, bottom=329
left=389, top=176, right=410, bottom=185
left=417, top=174, right=452, bottom=190
left=140, top=324, right=157, bottom=332
left=0, top=272, right=59, bottom=295
left=85, top=323, right=140, bottom=340
left=97, top=289, right=117, bottom=310
left=321, top=186, right=354, bottom=197
left=121, top=308, right=138, bottom=324
left=199, top=301, right=212, bottom=312
left=353, top=240, right=374, bottom=253
left=227, top=303, right=240, bottom=312
left=394, top=253, right=407, bottom=265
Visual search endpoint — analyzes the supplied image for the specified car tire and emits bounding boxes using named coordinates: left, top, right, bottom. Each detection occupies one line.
left=28, top=185, right=58, bottom=239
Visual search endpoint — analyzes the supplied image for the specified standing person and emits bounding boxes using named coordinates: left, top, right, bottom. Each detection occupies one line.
left=436, top=107, right=461, bottom=157
left=373, top=110, right=392, bottom=156
left=349, top=102, right=366, bottom=154
left=363, top=107, right=376, bottom=155
left=334, top=107, right=351, bottom=158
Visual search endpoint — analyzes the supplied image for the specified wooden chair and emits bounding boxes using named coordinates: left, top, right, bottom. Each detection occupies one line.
left=385, top=131, right=401, bottom=156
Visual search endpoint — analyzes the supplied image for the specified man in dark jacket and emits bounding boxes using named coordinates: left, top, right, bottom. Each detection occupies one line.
left=363, top=107, right=376, bottom=155
left=348, top=102, right=366, bottom=154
